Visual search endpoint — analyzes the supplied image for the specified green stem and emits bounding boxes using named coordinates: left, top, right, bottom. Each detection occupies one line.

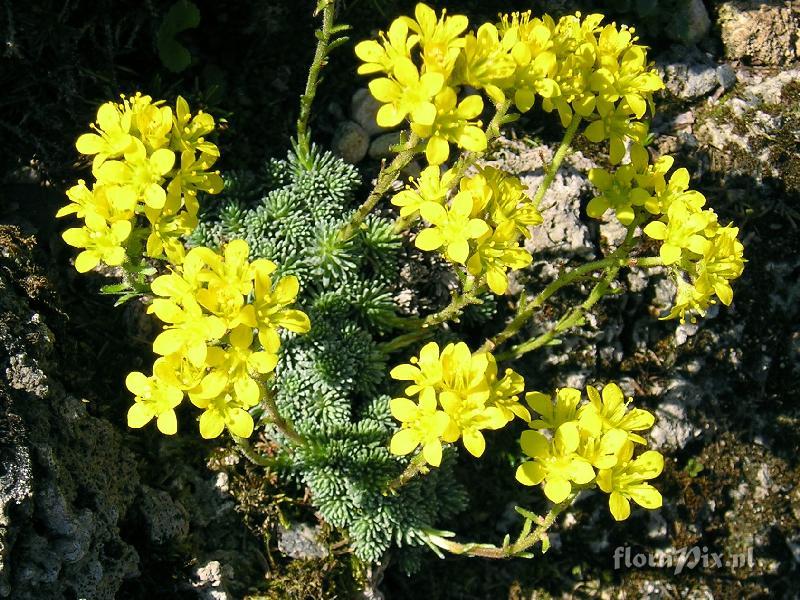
left=232, top=436, right=279, bottom=468
left=425, top=493, right=577, bottom=559
left=340, top=132, right=420, bottom=240
left=531, top=116, right=582, bottom=207
left=261, top=389, right=307, bottom=447
left=296, top=0, right=336, bottom=162
left=493, top=223, right=657, bottom=362
left=385, top=452, right=429, bottom=495
left=423, top=276, right=485, bottom=328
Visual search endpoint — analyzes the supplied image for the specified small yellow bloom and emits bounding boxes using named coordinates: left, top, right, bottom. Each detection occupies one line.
left=126, top=370, right=184, bottom=435
left=411, top=88, right=486, bottom=165
left=389, top=394, right=451, bottom=466
left=391, top=166, right=457, bottom=218
left=516, top=422, right=596, bottom=503
left=415, top=191, right=490, bottom=263
left=578, top=383, right=655, bottom=444
left=61, top=213, right=132, bottom=273
left=597, top=442, right=664, bottom=520
left=368, top=57, right=444, bottom=128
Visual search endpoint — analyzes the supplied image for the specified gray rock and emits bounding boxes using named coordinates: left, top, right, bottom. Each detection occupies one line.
left=332, top=120, right=369, bottom=164
left=139, top=486, right=189, bottom=545
left=351, top=88, right=389, bottom=136
left=650, top=398, right=702, bottom=450
left=719, top=1, right=800, bottom=66
left=277, top=522, right=328, bottom=559
left=716, top=64, right=737, bottom=91
left=667, top=0, right=711, bottom=45
left=659, top=47, right=718, bottom=100
left=191, top=560, right=233, bottom=600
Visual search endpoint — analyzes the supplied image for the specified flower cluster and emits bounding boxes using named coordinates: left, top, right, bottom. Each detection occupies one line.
left=395, top=166, right=542, bottom=294
left=516, top=383, right=663, bottom=521
left=357, top=4, right=663, bottom=166
left=587, top=151, right=745, bottom=323
left=60, top=95, right=313, bottom=440
left=388, top=341, right=529, bottom=466
left=127, top=239, right=311, bottom=438
left=58, top=94, right=223, bottom=269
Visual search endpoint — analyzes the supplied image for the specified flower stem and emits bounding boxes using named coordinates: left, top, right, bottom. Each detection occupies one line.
left=384, top=452, right=429, bottom=495
left=340, top=132, right=421, bottom=240
left=531, top=116, right=582, bottom=208
left=232, top=436, right=279, bottom=468
left=261, top=389, right=307, bottom=447
left=424, top=493, right=577, bottom=559
left=296, top=0, right=338, bottom=163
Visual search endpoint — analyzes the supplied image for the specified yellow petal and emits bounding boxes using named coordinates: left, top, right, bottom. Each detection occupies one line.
left=515, top=461, right=546, bottom=486
left=422, top=439, right=443, bottom=467
left=74, top=251, right=101, bottom=273
left=199, top=409, right=225, bottom=439
left=226, top=408, right=254, bottom=438
left=609, top=491, right=631, bottom=520
left=156, top=409, right=178, bottom=435
left=390, top=428, right=420, bottom=456
left=127, top=402, right=153, bottom=429
left=544, top=477, right=572, bottom=503
left=462, top=429, right=486, bottom=457
left=414, top=227, right=444, bottom=252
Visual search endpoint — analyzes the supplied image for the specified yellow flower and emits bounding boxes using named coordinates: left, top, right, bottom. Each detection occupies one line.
left=466, top=221, right=532, bottom=295
left=589, top=44, right=663, bottom=119
left=411, top=88, right=486, bottom=164
left=75, top=101, right=136, bottom=168
left=596, top=442, right=663, bottom=520
left=578, top=428, right=628, bottom=470
left=368, top=57, right=444, bottom=128
left=210, top=325, right=278, bottom=407
left=583, top=99, right=648, bottom=164
left=516, top=422, right=596, bottom=503
left=153, top=353, right=205, bottom=391
left=693, top=225, right=745, bottom=306
left=390, top=340, right=444, bottom=404
left=355, top=17, right=418, bottom=76
left=149, top=298, right=227, bottom=367
left=61, top=213, right=132, bottom=273
left=526, top=387, right=582, bottom=430
left=662, top=277, right=714, bottom=324
left=188, top=371, right=255, bottom=439
left=391, top=166, right=457, bottom=218
left=171, top=96, right=218, bottom=157
left=438, top=389, right=505, bottom=457
left=643, top=202, right=714, bottom=265
left=587, top=162, right=649, bottom=226
left=455, top=22, right=517, bottom=104
left=485, top=356, right=530, bottom=423
left=94, top=138, right=175, bottom=210
left=415, top=191, right=490, bottom=263
left=252, top=261, right=311, bottom=353
left=402, top=2, right=468, bottom=77
left=126, top=370, right=184, bottom=435
left=577, top=383, right=655, bottom=444
left=129, top=93, right=173, bottom=151
left=389, top=394, right=451, bottom=466
left=468, top=167, right=543, bottom=234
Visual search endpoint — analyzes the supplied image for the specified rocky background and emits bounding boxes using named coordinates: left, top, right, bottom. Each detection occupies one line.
left=1, top=1, right=799, bottom=598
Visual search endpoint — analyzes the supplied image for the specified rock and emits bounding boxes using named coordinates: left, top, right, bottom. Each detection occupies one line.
left=191, top=560, right=234, bottom=600
left=491, top=142, right=594, bottom=261
left=659, top=46, right=719, bottom=100
left=277, top=522, right=328, bottom=559
left=332, top=121, right=369, bottom=164
left=716, top=64, right=737, bottom=91
left=139, top=485, right=189, bottom=545
left=650, top=397, right=702, bottom=450
left=351, top=88, right=389, bottom=136
left=667, top=0, right=711, bottom=45
left=368, top=132, right=402, bottom=160
left=718, top=1, right=800, bottom=66
left=0, top=226, right=140, bottom=599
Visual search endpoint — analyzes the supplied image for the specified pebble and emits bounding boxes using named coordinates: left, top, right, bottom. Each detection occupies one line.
left=332, top=120, right=369, bottom=164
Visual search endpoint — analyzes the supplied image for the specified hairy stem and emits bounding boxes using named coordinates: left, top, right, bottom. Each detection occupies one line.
left=296, top=0, right=336, bottom=162
left=385, top=452, right=429, bottom=495
left=261, top=389, right=307, bottom=447
left=425, top=493, right=577, bottom=559
left=531, top=116, right=582, bottom=207
left=493, top=222, right=657, bottom=362
left=232, top=436, right=279, bottom=468
left=340, top=132, right=420, bottom=240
